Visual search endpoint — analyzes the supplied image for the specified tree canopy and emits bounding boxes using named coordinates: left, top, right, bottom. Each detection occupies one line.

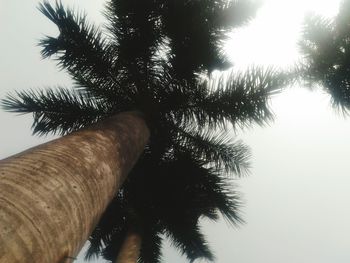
left=2, top=0, right=288, bottom=262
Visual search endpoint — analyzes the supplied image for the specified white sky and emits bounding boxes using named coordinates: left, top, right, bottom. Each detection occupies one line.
left=1, top=0, right=350, bottom=263
left=226, top=0, right=341, bottom=68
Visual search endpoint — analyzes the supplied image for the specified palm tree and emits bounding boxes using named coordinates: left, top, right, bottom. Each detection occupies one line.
left=1, top=0, right=287, bottom=262
left=299, top=0, right=350, bottom=111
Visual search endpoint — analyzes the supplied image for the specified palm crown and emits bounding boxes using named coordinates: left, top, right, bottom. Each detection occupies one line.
left=299, top=0, right=350, bottom=111
left=2, top=0, right=287, bottom=262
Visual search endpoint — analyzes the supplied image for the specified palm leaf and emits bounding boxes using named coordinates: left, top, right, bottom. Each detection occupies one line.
left=39, top=1, right=120, bottom=99
left=175, top=125, right=251, bottom=176
left=2, top=88, right=109, bottom=135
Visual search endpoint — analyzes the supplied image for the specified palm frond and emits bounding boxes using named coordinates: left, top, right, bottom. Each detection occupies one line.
left=101, top=228, right=128, bottom=262
left=86, top=194, right=128, bottom=261
left=103, top=0, right=165, bottom=88
left=301, top=14, right=333, bottom=53
left=175, top=125, right=251, bottom=176
left=38, top=1, right=119, bottom=99
left=150, top=151, right=243, bottom=226
left=2, top=88, right=109, bottom=135
left=138, top=228, right=163, bottom=263
left=200, top=168, right=243, bottom=226
left=85, top=232, right=104, bottom=261
left=299, top=9, right=350, bottom=112
left=300, top=15, right=335, bottom=74
left=212, top=0, right=261, bottom=29
left=178, top=67, right=283, bottom=129
left=165, top=153, right=243, bottom=225
left=160, top=0, right=235, bottom=80
left=165, top=222, right=214, bottom=262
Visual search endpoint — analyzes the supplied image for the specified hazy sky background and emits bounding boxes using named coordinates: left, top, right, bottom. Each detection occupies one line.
left=1, top=0, right=350, bottom=262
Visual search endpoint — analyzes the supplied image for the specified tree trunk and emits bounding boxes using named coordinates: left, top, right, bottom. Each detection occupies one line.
left=0, top=111, right=149, bottom=263
left=115, top=229, right=142, bottom=263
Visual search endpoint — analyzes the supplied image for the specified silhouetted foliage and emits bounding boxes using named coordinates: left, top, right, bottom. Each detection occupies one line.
left=2, top=0, right=288, bottom=262
left=300, top=0, right=350, bottom=112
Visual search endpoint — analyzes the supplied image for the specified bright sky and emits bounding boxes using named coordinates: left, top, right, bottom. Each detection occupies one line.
left=1, top=0, right=349, bottom=263
left=226, top=0, right=341, bottom=68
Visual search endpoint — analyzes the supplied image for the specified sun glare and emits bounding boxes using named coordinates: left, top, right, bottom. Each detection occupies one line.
left=226, top=0, right=342, bottom=69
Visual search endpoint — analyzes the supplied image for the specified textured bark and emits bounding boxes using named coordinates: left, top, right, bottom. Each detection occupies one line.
left=115, top=229, right=142, bottom=263
left=0, top=111, right=149, bottom=263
